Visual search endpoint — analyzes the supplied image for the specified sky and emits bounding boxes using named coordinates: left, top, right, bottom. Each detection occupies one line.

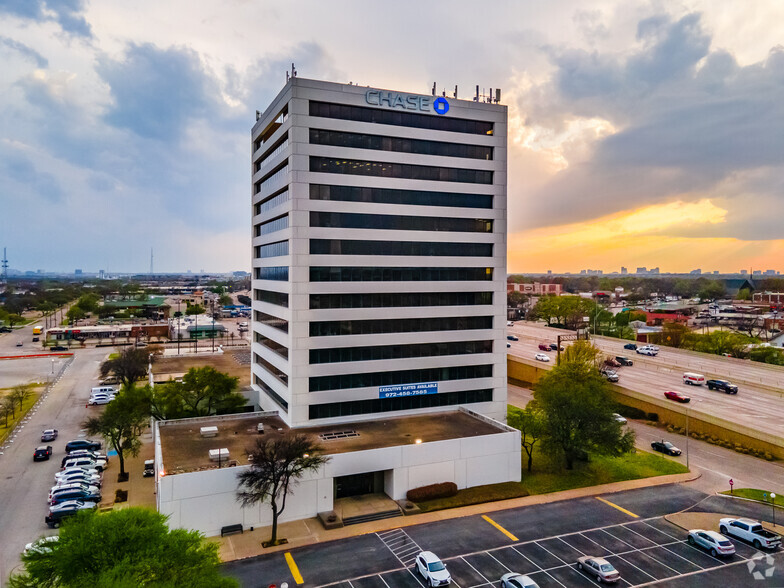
left=1, top=0, right=782, bottom=274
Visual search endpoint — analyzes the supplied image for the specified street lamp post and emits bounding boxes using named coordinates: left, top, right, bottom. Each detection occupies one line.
left=772, top=493, right=777, bottom=527
left=211, top=299, right=215, bottom=353
left=177, top=299, right=181, bottom=356
left=685, top=407, right=690, bottom=470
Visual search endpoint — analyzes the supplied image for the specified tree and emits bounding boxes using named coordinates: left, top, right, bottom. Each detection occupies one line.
left=150, top=367, right=244, bottom=420
left=75, top=293, right=100, bottom=314
left=236, top=433, right=330, bottom=547
left=65, top=306, right=86, bottom=326
left=99, top=347, right=152, bottom=388
left=748, top=346, right=784, bottom=366
left=7, top=508, right=237, bottom=588
left=218, top=294, right=233, bottom=307
left=186, top=304, right=205, bottom=316
left=0, top=398, right=15, bottom=427
left=507, top=404, right=544, bottom=473
left=83, top=385, right=149, bottom=478
left=10, top=384, right=33, bottom=411
left=534, top=341, right=635, bottom=469
left=5, top=313, right=24, bottom=327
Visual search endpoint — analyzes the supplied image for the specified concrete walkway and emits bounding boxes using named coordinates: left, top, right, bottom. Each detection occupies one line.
left=212, top=470, right=699, bottom=562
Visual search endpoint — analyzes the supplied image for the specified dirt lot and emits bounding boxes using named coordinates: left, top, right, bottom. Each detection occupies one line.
left=154, top=350, right=250, bottom=387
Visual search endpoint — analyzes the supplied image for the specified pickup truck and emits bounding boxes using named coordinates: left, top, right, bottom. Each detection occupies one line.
left=706, top=379, right=738, bottom=394
left=719, top=518, right=781, bottom=549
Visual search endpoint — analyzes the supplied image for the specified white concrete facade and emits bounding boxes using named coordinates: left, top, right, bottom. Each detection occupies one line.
left=250, top=78, right=508, bottom=428
left=155, top=408, right=521, bottom=537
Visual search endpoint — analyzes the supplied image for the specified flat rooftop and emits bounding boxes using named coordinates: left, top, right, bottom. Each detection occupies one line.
left=158, top=410, right=505, bottom=475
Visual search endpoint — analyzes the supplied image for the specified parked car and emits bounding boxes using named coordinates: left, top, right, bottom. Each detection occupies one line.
left=507, top=342, right=511, bottom=348
left=87, top=394, right=114, bottom=406
left=49, top=484, right=101, bottom=506
left=50, top=346, right=68, bottom=351
left=33, top=445, right=53, bottom=461
left=507, top=335, right=519, bottom=342
left=612, top=413, right=627, bottom=424
left=16, top=341, right=23, bottom=347
left=623, top=343, right=638, bottom=350
left=576, top=556, right=620, bottom=583
left=664, top=390, right=690, bottom=403
left=683, top=372, right=705, bottom=386
left=40, top=429, right=58, bottom=442
left=32, top=336, right=40, bottom=342
left=719, top=518, right=782, bottom=550
left=143, top=460, right=155, bottom=477
left=651, top=440, right=682, bottom=456
left=55, top=466, right=101, bottom=482
left=706, top=379, right=738, bottom=394
left=615, top=356, right=633, bottom=366
left=23, top=536, right=59, bottom=554
left=415, top=551, right=452, bottom=586
left=507, top=321, right=514, bottom=327
left=65, top=439, right=102, bottom=453
left=0, top=326, right=12, bottom=333
left=61, top=450, right=106, bottom=468
left=534, top=353, right=550, bottom=362
left=687, top=530, right=735, bottom=557
left=538, top=344, right=550, bottom=351
left=45, top=500, right=98, bottom=528
left=61, top=457, right=106, bottom=472
left=500, top=573, right=540, bottom=588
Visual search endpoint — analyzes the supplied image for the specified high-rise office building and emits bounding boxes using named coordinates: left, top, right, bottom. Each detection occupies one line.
left=251, top=78, right=507, bottom=427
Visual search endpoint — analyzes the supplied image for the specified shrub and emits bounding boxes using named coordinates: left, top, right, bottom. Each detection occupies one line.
left=615, top=405, right=648, bottom=420
left=407, top=482, right=458, bottom=502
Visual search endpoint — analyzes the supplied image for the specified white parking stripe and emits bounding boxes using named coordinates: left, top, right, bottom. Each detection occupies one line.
left=533, top=541, right=568, bottom=565
left=484, top=550, right=511, bottom=573
left=460, top=556, right=490, bottom=585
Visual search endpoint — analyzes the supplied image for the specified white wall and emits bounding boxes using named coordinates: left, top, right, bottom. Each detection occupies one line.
left=157, top=420, right=520, bottom=536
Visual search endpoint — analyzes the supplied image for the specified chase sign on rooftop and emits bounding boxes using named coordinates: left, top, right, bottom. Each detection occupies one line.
left=365, top=90, right=449, bottom=115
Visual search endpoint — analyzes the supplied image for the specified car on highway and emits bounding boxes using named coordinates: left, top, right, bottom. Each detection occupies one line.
left=683, top=372, right=705, bottom=386
left=719, top=518, right=782, bottom=549
left=549, top=343, right=564, bottom=351
left=65, top=439, right=102, bottom=453
left=664, top=390, right=690, bottom=403
left=45, top=500, right=98, bottom=528
left=600, top=369, right=619, bottom=382
left=51, top=346, right=68, bottom=351
left=500, top=572, right=540, bottom=588
left=538, top=344, right=550, bottom=351
left=41, top=429, right=58, bottom=442
left=651, top=440, right=682, bottom=456
left=706, top=379, right=738, bottom=394
left=576, top=556, right=620, bottom=583
left=604, top=358, right=621, bottom=368
left=507, top=335, right=519, bottom=342
left=33, top=445, right=53, bottom=461
left=534, top=353, right=550, bottom=362
left=624, top=343, right=637, bottom=350
left=687, top=530, right=735, bottom=557
left=636, top=346, right=658, bottom=356
left=415, top=551, right=452, bottom=586
left=615, top=356, right=633, bottom=366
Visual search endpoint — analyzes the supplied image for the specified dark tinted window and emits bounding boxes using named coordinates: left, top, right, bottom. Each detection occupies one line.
left=254, top=333, right=288, bottom=359
left=308, top=388, right=494, bottom=419
left=310, top=339, right=493, bottom=364
left=253, top=353, right=288, bottom=385
left=309, top=364, right=492, bottom=392
left=310, top=211, right=492, bottom=233
left=309, top=266, right=493, bottom=282
left=309, top=128, right=492, bottom=160
left=254, top=289, right=289, bottom=308
left=310, top=315, right=493, bottom=337
left=254, top=375, right=288, bottom=411
left=310, top=156, right=493, bottom=185
left=310, top=239, right=492, bottom=257
left=254, top=311, right=288, bottom=333
left=310, top=291, right=492, bottom=309
left=310, top=184, right=492, bottom=209
left=255, top=266, right=288, bottom=281
left=309, top=100, right=494, bottom=136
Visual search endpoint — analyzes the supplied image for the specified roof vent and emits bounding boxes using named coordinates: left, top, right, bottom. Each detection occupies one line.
left=319, top=430, right=359, bottom=441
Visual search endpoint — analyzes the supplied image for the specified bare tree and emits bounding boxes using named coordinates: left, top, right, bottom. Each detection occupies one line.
left=236, top=433, right=329, bottom=547
left=10, top=384, right=32, bottom=411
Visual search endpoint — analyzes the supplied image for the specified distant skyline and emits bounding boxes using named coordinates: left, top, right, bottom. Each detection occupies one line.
left=1, top=1, right=783, bottom=272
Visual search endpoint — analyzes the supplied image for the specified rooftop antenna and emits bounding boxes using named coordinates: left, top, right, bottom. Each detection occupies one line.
left=255, top=110, right=261, bottom=121
left=474, top=85, right=479, bottom=102
left=453, top=85, right=458, bottom=99
left=488, top=88, right=493, bottom=103
left=495, top=88, right=501, bottom=103
left=1, top=247, right=7, bottom=283
left=431, top=82, right=436, bottom=96
left=291, top=63, right=297, bottom=78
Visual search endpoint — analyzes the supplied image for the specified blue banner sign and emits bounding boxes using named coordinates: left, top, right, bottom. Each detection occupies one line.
left=379, top=382, right=438, bottom=399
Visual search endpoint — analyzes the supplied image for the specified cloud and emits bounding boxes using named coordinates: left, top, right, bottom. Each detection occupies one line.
left=0, top=36, right=48, bottom=67
left=513, top=11, right=784, bottom=246
left=0, top=0, right=92, bottom=38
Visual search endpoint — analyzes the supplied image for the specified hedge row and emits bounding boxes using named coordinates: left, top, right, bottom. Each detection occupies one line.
left=406, top=482, right=458, bottom=502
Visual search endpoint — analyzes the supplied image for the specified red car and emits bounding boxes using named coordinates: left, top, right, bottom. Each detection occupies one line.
left=664, top=390, right=690, bottom=403
left=538, top=344, right=550, bottom=351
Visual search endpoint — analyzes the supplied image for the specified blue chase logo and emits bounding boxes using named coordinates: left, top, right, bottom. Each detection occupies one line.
left=433, top=96, right=450, bottom=115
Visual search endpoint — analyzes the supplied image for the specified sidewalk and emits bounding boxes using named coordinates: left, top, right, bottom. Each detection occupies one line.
left=212, top=470, right=700, bottom=562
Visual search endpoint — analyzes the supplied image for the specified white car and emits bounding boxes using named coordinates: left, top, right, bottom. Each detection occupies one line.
left=534, top=353, right=550, bottom=362
left=23, top=536, right=59, bottom=554
left=53, top=472, right=102, bottom=487
left=415, top=551, right=452, bottom=586
left=507, top=321, right=514, bottom=327
left=88, top=394, right=115, bottom=406
left=576, top=556, right=620, bottom=583
left=687, top=530, right=735, bottom=557
left=612, top=413, right=628, bottom=424
left=501, top=572, right=540, bottom=588
left=56, top=466, right=101, bottom=481
left=62, top=457, right=106, bottom=472
left=636, top=347, right=658, bottom=356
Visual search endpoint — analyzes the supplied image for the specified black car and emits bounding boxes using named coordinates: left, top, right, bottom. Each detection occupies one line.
left=549, top=343, right=564, bottom=351
left=65, top=439, right=102, bottom=453
left=49, top=486, right=101, bottom=506
left=41, top=429, right=58, bottom=442
left=706, top=379, right=738, bottom=394
left=624, top=343, right=638, bottom=350
left=34, top=445, right=53, bottom=461
left=0, top=326, right=11, bottom=333
left=615, top=356, right=634, bottom=366
left=651, top=440, right=682, bottom=456
left=50, top=345, right=68, bottom=351
left=507, top=335, right=519, bottom=341
left=45, top=500, right=97, bottom=528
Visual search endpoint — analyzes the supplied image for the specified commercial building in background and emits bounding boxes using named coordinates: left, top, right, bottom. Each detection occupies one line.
left=507, top=282, right=562, bottom=296
left=250, top=77, right=508, bottom=428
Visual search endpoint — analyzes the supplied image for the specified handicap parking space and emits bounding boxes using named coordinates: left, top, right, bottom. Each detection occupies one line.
left=326, top=516, right=772, bottom=588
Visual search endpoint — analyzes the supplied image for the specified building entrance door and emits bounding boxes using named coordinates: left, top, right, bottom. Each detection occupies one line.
left=334, top=471, right=381, bottom=498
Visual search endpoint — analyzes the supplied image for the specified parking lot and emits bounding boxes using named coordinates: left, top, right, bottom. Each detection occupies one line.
left=322, top=516, right=768, bottom=588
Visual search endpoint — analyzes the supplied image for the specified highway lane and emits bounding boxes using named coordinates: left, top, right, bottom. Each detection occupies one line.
left=508, top=384, right=784, bottom=495
left=507, top=322, right=784, bottom=444
left=0, top=347, right=109, bottom=584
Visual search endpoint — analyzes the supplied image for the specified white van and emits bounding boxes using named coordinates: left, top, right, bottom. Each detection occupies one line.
left=683, top=372, right=705, bottom=386
left=91, top=386, right=117, bottom=396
